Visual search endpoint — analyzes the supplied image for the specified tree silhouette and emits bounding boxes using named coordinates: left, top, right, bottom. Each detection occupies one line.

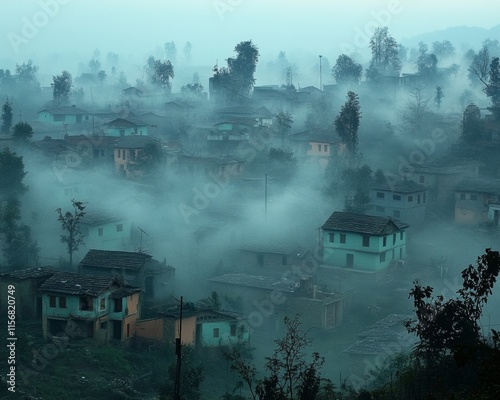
left=56, top=199, right=86, bottom=268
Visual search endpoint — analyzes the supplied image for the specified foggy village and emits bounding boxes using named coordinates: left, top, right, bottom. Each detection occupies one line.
left=0, top=1, right=499, bottom=399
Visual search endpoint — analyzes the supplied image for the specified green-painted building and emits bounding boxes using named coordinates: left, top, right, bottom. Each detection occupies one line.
left=321, top=212, right=409, bottom=271
left=38, top=105, right=91, bottom=125
left=104, top=118, right=149, bottom=136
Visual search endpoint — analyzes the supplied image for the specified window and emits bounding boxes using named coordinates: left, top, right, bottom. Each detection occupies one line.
left=393, top=195, right=401, bottom=201
left=419, top=175, right=425, bottom=183
left=318, top=144, right=322, bottom=151
left=470, top=194, right=477, bottom=201
left=460, top=193, right=466, bottom=200
left=380, top=252, right=386, bottom=262
left=100, top=321, right=108, bottom=330
left=393, top=210, right=401, bottom=218
left=408, top=195, right=413, bottom=202
left=213, top=328, right=220, bottom=338
left=340, top=234, right=346, bottom=244
left=114, top=298, right=123, bottom=312
left=126, top=323, right=130, bottom=337
left=230, top=325, right=236, bottom=337
left=49, top=296, right=56, bottom=308
left=98, top=227, right=103, bottom=237
left=400, top=231, right=404, bottom=240
left=328, top=233, right=334, bottom=243
left=393, top=234, right=396, bottom=245
left=100, top=298, right=106, bottom=311
left=117, top=149, right=121, bottom=159
left=324, top=145, right=328, bottom=152
left=376, top=192, right=385, bottom=198
left=116, top=224, right=123, bottom=232
left=383, top=236, right=387, bottom=247
left=80, top=296, right=93, bottom=311
left=362, top=235, right=370, bottom=247
left=59, top=296, right=66, bottom=308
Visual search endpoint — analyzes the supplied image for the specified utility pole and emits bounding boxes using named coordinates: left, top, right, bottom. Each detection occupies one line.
left=264, top=173, right=268, bottom=223
left=319, top=55, right=323, bottom=91
left=174, top=296, right=183, bottom=400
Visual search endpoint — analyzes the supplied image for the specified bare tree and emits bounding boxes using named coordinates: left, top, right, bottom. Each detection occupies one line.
left=398, top=87, right=433, bottom=136
left=56, top=199, right=86, bottom=268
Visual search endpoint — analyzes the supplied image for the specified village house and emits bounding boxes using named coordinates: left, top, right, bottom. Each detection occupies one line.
left=173, top=154, right=244, bottom=180
left=368, top=178, right=427, bottom=226
left=321, top=212, right=409, bottom=272
left=454, top=177, right=500, bottom=226
left=238, top=241, right=310, bottom=271
left=78, top=249, right=175, bottom=300
left=37, top=105, right=92, bottom=125
left=80, top=211, right=133, bottom=252
left=0, top=267, right=56, bottom=320
left=287, top=128, right=343, bottom=168
left=113, top=135, right=161, bottom=179
left=103, top=117, right=150, bottom=137
left=134, top=308, right=249, bottom=348
left=64, top=134, right=117, bottom=166
left=39, top=272, right=141, bottom=343
left=209, top=273, right=344, bottom=333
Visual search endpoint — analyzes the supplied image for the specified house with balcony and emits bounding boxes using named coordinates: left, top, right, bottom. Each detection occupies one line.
left=78, top=249, right=175, bottom=300
left=104, top=117, right=149, bottom=137
left=38, top=272, right=141, bottom=343
left=38, top=105, right=91, bottom=125
left=454, top=177, right=500, bottom=226
left=321, top=212, right=409, bottom=272
left=368, top=178, right=427, bottom=225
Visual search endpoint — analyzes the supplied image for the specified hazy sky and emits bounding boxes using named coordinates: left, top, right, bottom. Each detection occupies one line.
left=1, top=0, right=498, bottom=75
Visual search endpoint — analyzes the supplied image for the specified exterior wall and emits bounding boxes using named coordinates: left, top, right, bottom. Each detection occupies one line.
left=287, top=297, right=343, bottom=330
left=198, top=320, right=249, bottom=347
left=307, top=141, right=331, bottom=157
left=42, top=292, right=109, bottom=320
left=488, top=204, right=500, bottom=226
left=38, top=111, right=91, bottom=125
left=134, top=318, right=166, bottom=341
left=175, top=316, right=197, bottom=345
left=323, top=230, right=407, bottom=271
left=105, top=126, right=148, bottom=137
left=369, top=190, right=426, bottom=225
left=83, top=219, right=132, bottom=251
left=455, top=192, right=500, bottom=225
left=239, top=250, right=294, bottom=270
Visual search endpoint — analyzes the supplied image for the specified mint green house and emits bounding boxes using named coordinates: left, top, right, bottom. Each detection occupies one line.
left=80, top=212, right=132, bottom=251
left=103, top=118, right=149, bottom=136
left=322, top=212, right=409, bottom=271
left=38, top=105, right=91, bottom=125
left=39, top=272, right=141, bottom=343
left=195, top=310, right=250, bottom=347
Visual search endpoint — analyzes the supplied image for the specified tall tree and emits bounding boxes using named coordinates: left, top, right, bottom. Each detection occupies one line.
left=398, top=87, right=433, bottom=136
left=1, top=99, right=13, bottom=134
left=432, top=40, right=455, bottom=60
left=52, top=70, right=73, bottom=105
left=152, top=59, right=175, bottom=93
left=485, top=57, right=500, bottom=107
left=366, top=27, right=401, bottom=80
left=164, top=41, right=177, bottom=63
left=56, top=199, right=86, bottom=268
left=332, top=54, right=363, bottom=86
left=15, top=60, right=41, bottom=94
left=416, top=42, right=438, bottom=82
left=334, top=91, right=361, bottom=156
left=461, top=104, right=485, bottom=144
left=275, top=111, right=293, bottom=147
left=468, top=45, right=490, bottom=87
left=183, top=41, right=192, bottom=63
left=435, top=86, right=444, bottom=110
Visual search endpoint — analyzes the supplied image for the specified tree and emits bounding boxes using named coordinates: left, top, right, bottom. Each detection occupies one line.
left=340, top=165, right=373, bottom=214
left=416, top=42, right=438, bottom=82
left=366, top=27, right=401, bottom=80
left=398, top=87, right=433, bottom=136
left=1, top=99, right=13, bottom=134
left=332, top=54, right=362, bottom=86
left=434, top=86, right=444, bottom=110
left=56, top=199, right=86, bottom=268
left=88, top=58, right=101, bottom=75
left=212, top=40, right=260, bottom=100
left=11, top=122, right=34, bottom=144
left=183, top=41, right=192, bottom=63
left=461, top=104, right=485, bottom=144
left=432, top=40, right=455, bottom=60
left=334, top=91, right=361, bottom=157
left=226, top=315, right=332, bottom=400
left=97, top=70, right=107, bottom=84
left=180, top=82, right=204, bottom=96
left=151, top=59, right=175, bottom=93
left=52, top=70, right=73, bottom=104
left=484, top=57, right=500, bottom=107
left=164, top=41, right=177, bottom=63
left=275, top=111, right=293, bottom=147
left=468, top=45, right=490, bottom=87
left=15, top=60, right=41, bottom=94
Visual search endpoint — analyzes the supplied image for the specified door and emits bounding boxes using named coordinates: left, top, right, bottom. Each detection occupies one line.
left=113, top=321, right=122, bottom=340
left=346, top=254, right=354, bottom=268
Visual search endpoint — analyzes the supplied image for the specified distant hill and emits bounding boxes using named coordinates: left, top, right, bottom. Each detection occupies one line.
left=401, top=24, right=500, bottom=52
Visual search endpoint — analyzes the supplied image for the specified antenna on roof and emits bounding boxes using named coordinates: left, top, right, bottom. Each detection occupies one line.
left=137, top=226, right=149, bottom=253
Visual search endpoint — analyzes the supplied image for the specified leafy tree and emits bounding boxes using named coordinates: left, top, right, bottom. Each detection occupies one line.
left=212, top=40, right=260, bottom=100
left=275, top=111, right=293, bottom=147
left=15, top=60, right=41, bottom=94
left=1, top=99, right=13, bottom=134
left=183, top=41, right=192, bottom=63
left=0, top=148, right=26, bottom=201
left=152, top=59, right=174, bottom=93
left=56, top=199, right=86, bottom=268
left=117, top=71, right=129, bottom=89
left=435, top=86, right=444, bottom=110
left=332, top=54, right=363, bottom=86
left=484, top=57, right=500, bottom=107
left=461, top=104, right=485, bottom=144
left=180, top=82, right=204, bottom=95
left=432, top=40, right=455, bottom=60
left=97, top=70, right=107, bottom=83
left=164, top=41, right=177, bottom=63
left=11, top=122, right=34, bottom=144
left=52, top=70, right=73, bottom=105
left=88, top=58, right=101, bottom=75
left=398, top=87, right=433, bottom=136
left=468, top=45, right=490, bottom=87
left=366, top=27, right=401, bottom=80
left=334, top=91, right=361, bottom=157
left=340, top=165, right=373, bottom=214
left=416, top=42, right=438, bottom=82
left=226, top=315, right=332, bottom=400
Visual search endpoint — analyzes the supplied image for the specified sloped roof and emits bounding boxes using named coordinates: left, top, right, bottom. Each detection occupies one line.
left=80, top=211, right=124, bottom=226
left=114, top=135, right=158, bottom=149
left=79, top=249, right=151, bottom=272
left=39, top=106, right=89, bottom=115
left=289, top=129, right=337, bottom=144
left=210, top=273, right=302, bottom=293
left=371, top=179, right=426, bottom=193
left=455, top=177, right=500, bottom=195
left=322, top=212, right=409, bottom=235
left=104, top=118, right=149, bottom=128
left=1, top=267, right=56, bottom=280
left=39, top=272, right=119, bottom=296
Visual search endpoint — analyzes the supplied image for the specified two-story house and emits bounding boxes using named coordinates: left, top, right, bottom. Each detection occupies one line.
left=368, top=178, right=427, bottom=225
left=80, top=211, right=133, bottom=252
left=78, top=250, right=175, bottom=300
left=454, top=177, right=500, bottom=226
left=287, top=128, right=343, bottom=169
left=104, top=118, right=149, bottom=137
left=38, top=105, right=91, bottom=125
left=38, top=272, right=141, bottom=343
left=113, top=135, right=161, bottom=179
left=321, top=212, right=409, bottom=271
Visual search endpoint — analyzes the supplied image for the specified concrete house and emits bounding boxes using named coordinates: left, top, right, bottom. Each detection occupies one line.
left=368, top=179, right=427, bottom=225
left=80, top=211, right=133, bottom=252
left=238, top=241, right=310, bottom=271
left=38, top=105, right=91, bottom=125
left=113, top=135, right=160, bottom=179
left=454, top=177, right=500, bottom=226
left=104, top=118, right=149, bottom=137
left=288, top=128, right=343, bottom=168
left=78, top=249, right=175, bottom=300
left=322, top=212, right=409, bottom=271
left=39, top=272, right=141, bottom=343
left=0, top=267, right=56, bottom=320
